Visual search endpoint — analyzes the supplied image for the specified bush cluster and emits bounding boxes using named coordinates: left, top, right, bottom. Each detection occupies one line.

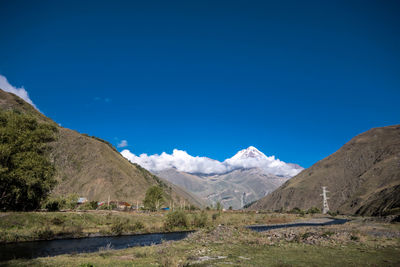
left=111, top=218, right=145, bottom=235
left=192, top=211, right=208, bottom=227
left=78, top=201, right=98, bottom=210
left=164, top=210, right=189, bottom=230
left=42, top=194, right=79, bottom=211
left=307, top=207, right=321, bottom=214
left=289, top=207, right=322, bottom=215
left=212, top=213, right=220, bottom=221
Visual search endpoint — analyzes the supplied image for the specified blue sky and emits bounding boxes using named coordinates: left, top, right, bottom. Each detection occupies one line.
left=0, top=0, right=399, bottom=168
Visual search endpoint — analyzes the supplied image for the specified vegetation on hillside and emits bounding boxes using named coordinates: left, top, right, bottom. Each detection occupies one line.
left=81, top=133, right=118, bottom=153
left=0, top=111, right=58, bottom=211
left=1, top=89, right=201, bottom=208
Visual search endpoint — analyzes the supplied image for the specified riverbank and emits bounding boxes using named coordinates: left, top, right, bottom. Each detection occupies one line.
left=0, top=210, right=296, bottom=243
left=4, top=215, right=400, bottom=266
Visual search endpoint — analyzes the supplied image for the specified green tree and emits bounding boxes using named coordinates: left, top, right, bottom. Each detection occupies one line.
left=0, top=111, right=58, bottom=211
left=143, top=186, right=164, bottom=211
left=216, top=201, right=222, bottom=211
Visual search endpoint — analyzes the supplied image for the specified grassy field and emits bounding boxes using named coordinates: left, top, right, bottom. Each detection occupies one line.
left=1, top=212, right=399, bottom=266
left=0, top=210, right=295, bottom=243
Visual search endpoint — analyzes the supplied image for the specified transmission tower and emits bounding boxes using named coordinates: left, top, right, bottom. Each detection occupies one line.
left=320, top=186, right=330, bottom=214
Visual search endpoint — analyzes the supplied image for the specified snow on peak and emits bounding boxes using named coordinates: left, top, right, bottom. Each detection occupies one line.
left=230, top=146, right=266, bottom=160
left=121, top=146, right=303, bottom=177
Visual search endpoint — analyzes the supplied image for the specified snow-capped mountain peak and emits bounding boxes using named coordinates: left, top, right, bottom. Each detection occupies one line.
left=122, top=145, right=303, bottom=177
left=230, top=146, right=267, bottom=160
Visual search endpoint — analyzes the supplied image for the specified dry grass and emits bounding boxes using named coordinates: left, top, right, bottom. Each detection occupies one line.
left=3, top=216, right=400, bottom=267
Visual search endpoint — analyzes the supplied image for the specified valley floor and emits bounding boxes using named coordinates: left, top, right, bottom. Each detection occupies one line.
left=0, top=210, right=294, bottom=243
left=1, top=212, right=399, bottom=266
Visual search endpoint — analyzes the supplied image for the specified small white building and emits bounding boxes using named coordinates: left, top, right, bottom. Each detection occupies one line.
left=77, top=197, right=88, bottom=204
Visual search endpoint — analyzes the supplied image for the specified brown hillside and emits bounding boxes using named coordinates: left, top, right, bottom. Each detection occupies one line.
left=0, top=89, right=202, bottom=206
left=250, top=125, right=400, bottom=216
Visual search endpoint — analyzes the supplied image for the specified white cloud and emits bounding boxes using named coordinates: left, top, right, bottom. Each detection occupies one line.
left=117, top=140, right=128, bottom=148
left=121, top=149, right=229, bottom=174
left=224, top=154, right=301, bottom=177
left=94, top=96, right=111, bottom=103
left=0, top=74, right=38, bottom=110
left=121, top=147, right=303, bottom=177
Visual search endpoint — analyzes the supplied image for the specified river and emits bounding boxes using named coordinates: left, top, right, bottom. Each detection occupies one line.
left=0, top=231, right=192, bottom=262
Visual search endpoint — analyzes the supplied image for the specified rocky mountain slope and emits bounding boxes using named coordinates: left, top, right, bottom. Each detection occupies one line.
left=0, top=89, right=202, bottom=206
left=155, top=167, right=289, bottom=209
left=250, top=125, right=400, bottom=216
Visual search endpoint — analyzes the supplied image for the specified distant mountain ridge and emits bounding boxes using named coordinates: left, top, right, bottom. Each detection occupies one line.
left=250, top=125, right=400, bottom=216
left=0, top=89, right=202, bottom=207
left=154, top=167, right=289, bottom=209
left=121, top=146, right=303, bottom=209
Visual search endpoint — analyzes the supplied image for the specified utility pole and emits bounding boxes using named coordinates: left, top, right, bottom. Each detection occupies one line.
left=320, top=186, right=330, bottom=214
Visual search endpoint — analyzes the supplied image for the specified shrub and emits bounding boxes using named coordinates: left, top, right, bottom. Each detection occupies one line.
left=321, top=231, right=335, bottom=238
left=127, top=221, right=145, bottom=232
left=327, top=211, right=337, bottom=217
left=44, top=198, right=64, bottom=211
left=165, top=210, right=189, bottom=230
left=63, top=194, right=79, bottom=209
left=192, top=211, right=208, bottom=228
left=35, top=226, right=54, bottom=239
left=158, top=254, right=181, bottom=267
left=78, top=201, right=98, bottom=210
left=188, top=205, right=198, bottom=211
left=63, top=224, right=83, bottom=236
left=290, top=207, right=301, bottom=213
left=307, top=207, right=321, bottom=214
left=98, top=203, right=117, bottom=210
left=212, top=213, right=220, bottom=221
left=51, top=217, right=65, bottom=225
left=301, top=232, right=313, bottom=239
left=111, top=218, right=129, bottom=235
left=290, top=207, right=305, bottom=216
